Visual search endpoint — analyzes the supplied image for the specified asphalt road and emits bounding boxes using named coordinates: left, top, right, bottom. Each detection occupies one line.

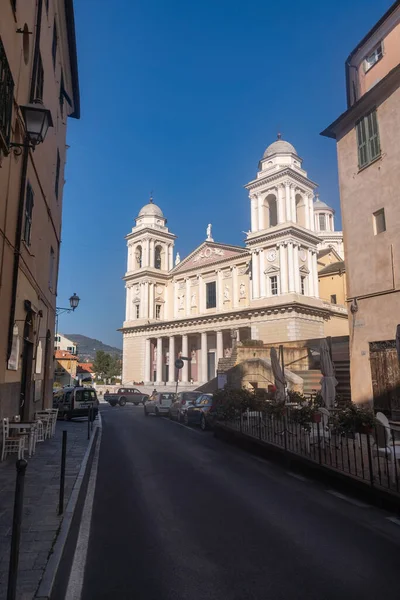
left=75, top=405, right=400, bottom=599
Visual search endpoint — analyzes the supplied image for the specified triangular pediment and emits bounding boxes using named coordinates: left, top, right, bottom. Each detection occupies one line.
left=299, top=265, right=310, bottom=274
left=172, top=241, right=249, bottom=275
left=265, top=265, right=280, bottom=274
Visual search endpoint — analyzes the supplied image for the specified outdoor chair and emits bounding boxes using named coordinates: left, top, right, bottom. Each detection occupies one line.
left=34, top=416, right=45, bottom=443
left=371, top=419, right=400, bottom=484
left=35, top=412, right=52, bottom=439
left=376, top=412, right=400, bottom=445
left=2, top=418, right=25, bottom=461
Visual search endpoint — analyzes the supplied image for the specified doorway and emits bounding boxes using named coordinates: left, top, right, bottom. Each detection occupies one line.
left=20, top=311, right=34, bottom=420
left=207, top=351, right=216, bottom=381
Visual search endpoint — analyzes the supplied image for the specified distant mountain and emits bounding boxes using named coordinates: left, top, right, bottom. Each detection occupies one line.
left=64, top=334, right=122, bottom=363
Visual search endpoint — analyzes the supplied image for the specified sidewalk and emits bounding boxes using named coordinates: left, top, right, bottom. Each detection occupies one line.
left=0, top=418, right=94, bottom=600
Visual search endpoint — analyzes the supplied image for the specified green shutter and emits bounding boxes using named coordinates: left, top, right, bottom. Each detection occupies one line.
left=356, top=119, right=368, bottom=168
left=367, top=110, right=380, bottom=161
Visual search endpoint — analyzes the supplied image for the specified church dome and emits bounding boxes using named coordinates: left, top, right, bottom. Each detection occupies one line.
left=313, top=196, right=334, bottom=212
left=263, top=137, right=297, bottom=158
left=138, top=199, right=164, bottom=218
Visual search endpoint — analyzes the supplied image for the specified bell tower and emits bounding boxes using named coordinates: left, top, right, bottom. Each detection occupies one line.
left=124, top=197, right=176, bottom=323
left=245, top=136, right=321, bottom=300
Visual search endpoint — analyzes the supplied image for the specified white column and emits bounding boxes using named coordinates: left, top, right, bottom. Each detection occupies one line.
left=250, top=196, right=258, bottom=232
left=259, top=249, right=266, bottom=297
left=252, top=251, right=260, bottom=299
left=149, top=239, right=155, bottom=267
left=309, top=196, right=315, bottom=231
left=285, top=183, right=291, bottom=222
left=232, top=266, right=238, bottom=308
left=185, top=278, right=191, bottom=316
left=168, top=245, right=173, bottom=270
left=217, top=270, right=223, bottom=310
left=125, top=286, right=130, bottom=320
left=182, top=334, right=188, bottom=382
left=277, top=186, right=285, bottom=224
left=308, top=249, right=314, bottom=297
left=144, top=338, right=151, bottom=383
left=313, top=251, right=319, bottom=298
left=127, top=244, right=131, bottom=272
left=304, top=196, right=310, bottom=229
left=287, top=243, right=295, bottom=292
left=293, top=244, right=300, bottom=293
left=291, top=187, right=296, bottom=224
left=142, top=239, right=148, bottom=267
left=199, top=276, right=205, bottom=313
left=258, top=195, right=265, bottom=230
left=149, top=282, right=154, bottom=319
left=139, top=282, right=144, bottom=317
left=216, top=330, right=223, bottom=365
left=156, top=338, right=163, bottom=383
left=168, top=336, right=175, bottom=383
left=144, top=281, right=149, bottom=318
left=201, top=332, right=208, bottom=382
left=279, top=244, right=288, bottom=294
left=173, top=281, right=178, bottom=318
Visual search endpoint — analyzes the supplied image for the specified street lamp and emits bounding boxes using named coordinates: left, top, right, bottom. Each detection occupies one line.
left=10, top=99, right=53, bottom=151
left=55, top=293, right=80, bottom=333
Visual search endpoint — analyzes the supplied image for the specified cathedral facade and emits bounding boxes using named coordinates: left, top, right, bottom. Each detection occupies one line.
left=121, top=138, right=347, bottom=385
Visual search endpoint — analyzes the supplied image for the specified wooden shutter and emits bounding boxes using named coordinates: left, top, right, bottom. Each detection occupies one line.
left=367, top=110, right=380, bottom=161
left=356, top=118, right=368, bottom=168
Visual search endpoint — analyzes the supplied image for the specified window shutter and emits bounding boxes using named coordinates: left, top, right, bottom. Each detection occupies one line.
left=356, top=119, right=368, bottom=167
left=367, top=110, right=380, bottom=161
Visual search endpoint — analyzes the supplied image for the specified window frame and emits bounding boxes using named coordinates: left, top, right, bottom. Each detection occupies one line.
left=52, top=20, right=58, bottom=69
left=364, top=43, right=383, bottom=72
left=135, top=304, right=140, bottom=319
left=356, top=109, right=381, bottom=169
left=23, top=183, right=34, bottom=246
left=206, top=281, right=217, bottom=309
left=55, top=150, right=61, bottom=200
left=48, top=246, right=55, bottom=291
left=155, top=304, right=161, bottom=319
left=330, top=294, right=337, bottom=305
left=373, top=208, right=386, bottom=235
left=0, top=37, right=15, bottom=148
left=34, top=52, right=44, bottom=101
left=270, top=275, right=278, bottom=296
left=300, top=276, right=306, bottom=295
left=318, top=213, right=326, bottom=231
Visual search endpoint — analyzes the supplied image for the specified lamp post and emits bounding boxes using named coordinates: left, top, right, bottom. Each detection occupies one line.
left=55, top=294, right=80, bottom=386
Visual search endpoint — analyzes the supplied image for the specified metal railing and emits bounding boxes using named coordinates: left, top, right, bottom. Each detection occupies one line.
left=219, top=409, right=400, bottom=496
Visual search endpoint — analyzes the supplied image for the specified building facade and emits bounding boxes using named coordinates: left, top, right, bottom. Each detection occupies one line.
left=0, top=1, right=79, bottom=420
left=54, top=333, right=77, bottom=356
left=322, top=0, right=400, bottom=408
left=122, top=138, right=346, bottom=385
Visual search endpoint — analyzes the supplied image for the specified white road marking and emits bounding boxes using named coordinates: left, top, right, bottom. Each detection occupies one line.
left=287, top=472, right=308, bottom=482
left=326, top=490, right=370, bottom=508
left=161, top=416, right=204, bottom=434
left=64, top=425, right=102, bottom=600
left=386, top=516, right=400, bottom=526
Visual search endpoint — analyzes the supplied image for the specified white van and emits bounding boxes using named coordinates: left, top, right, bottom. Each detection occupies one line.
left=144, top=392, right=176, bottom=417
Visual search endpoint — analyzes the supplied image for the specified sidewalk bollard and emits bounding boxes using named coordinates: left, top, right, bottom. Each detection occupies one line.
left=7, top=459, right=28, bottom=600
left=58, top=431, right=67, bottom=516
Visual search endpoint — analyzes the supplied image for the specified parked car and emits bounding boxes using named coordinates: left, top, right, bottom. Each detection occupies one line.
left=169, top=391, right=202, bottom=422
left=53, top=386, right=99, bottom=420
left=106, top=387, right=149, bottom=407
left=181, top=393, right=214, bottom=430
left=144, top=392, right=176, bottom=417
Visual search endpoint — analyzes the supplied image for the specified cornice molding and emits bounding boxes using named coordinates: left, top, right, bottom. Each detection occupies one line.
left=245, top=168, right=318, bottom=193
left=246, top=225, right=321, bottom=248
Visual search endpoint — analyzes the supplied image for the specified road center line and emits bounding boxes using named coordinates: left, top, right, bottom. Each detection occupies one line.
left=287, top=472, right=308, bottom=482
left=386, top=516, right=400, bottom=526
left=326, top=490, right=370, bottom=508
left=161, top=417, right=204, bottom=434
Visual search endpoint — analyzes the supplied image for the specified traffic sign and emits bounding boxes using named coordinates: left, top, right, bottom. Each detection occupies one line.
left=175, top=359, right=184, bottom=369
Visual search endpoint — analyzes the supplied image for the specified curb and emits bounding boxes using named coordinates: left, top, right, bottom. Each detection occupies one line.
left=35, top=413, right=103, bottom=599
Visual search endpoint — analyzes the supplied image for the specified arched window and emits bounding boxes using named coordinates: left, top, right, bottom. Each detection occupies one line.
left=265, top=194, right=278, bottom=228
left=295, top=194, right=306, bottom=227
left=155, top=245, right=162, bottom=270
left=135, top=245, right=142, bottom=268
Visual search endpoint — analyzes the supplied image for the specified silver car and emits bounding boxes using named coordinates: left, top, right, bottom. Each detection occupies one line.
left=144, top=392, right=176, bottom=417
left=169, top=391, right=202, bottom=422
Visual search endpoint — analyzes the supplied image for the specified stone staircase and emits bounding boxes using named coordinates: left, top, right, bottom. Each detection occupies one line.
left=217, top=348, right=238, bottom=374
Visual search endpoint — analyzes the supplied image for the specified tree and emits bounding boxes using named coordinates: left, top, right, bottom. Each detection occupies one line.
left=93, top=351, right=122, bottom=382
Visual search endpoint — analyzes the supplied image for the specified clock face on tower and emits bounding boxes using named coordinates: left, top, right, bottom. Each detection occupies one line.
left=267, top=249, right=277, bottom=262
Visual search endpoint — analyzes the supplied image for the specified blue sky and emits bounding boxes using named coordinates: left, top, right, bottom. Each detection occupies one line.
left=57, top=0, right=393, bottom=347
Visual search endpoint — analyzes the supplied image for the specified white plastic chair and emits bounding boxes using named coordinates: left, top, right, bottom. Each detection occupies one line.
left=2, top=418, right=25, bottom=461
left=35, top=412, right=52, bottom=439
left=371, top=418, right=400, bottom=483
left=376, top=412, right=400, bottom=445
left=34, top=418, right=45, bottom=443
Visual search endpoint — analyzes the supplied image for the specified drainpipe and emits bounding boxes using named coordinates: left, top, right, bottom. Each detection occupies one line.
left=7, top=0, right=43, bottom=362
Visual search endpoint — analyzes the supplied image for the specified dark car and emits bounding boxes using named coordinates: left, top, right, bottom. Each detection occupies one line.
left=182, top=393, right=214, bottom=430
left=106, top=387, right=149, bottom=407
left=169, top=391, right=202, bottom=422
